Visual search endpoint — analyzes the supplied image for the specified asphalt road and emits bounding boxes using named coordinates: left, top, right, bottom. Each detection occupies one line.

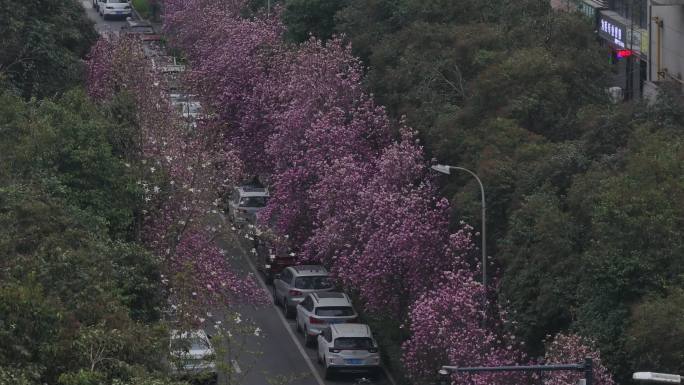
left=80, top=0, right=131, bottom=36
left=215, top=217, right=394, bottom=385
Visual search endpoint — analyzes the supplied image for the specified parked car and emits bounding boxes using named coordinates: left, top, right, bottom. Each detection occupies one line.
left=316, top=324, right=381, bottom=379
left=273, top=265, right=334, bottom=318
left=226, top=185, right=269, bottom=227
left=120, top=19, right=162, bottom=42
left=254, top=228, right=296, bottom=284
left=97, top=0, right=132, bottom=20
left=296, top=292, right=357, bottom=346
left=168, top=329, right=217, bottom=382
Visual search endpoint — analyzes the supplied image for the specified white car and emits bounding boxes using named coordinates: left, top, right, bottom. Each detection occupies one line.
left=97, top=0, right=132, bottom=20
left=296, top=292, right=357, bottom=346
left=226, top=185, right=269, bottom=227
left=169, top=329, right=217, bottom=378
left=317, top=324, right=381, bottom=380
left=273, top=265, right=334, bottom=318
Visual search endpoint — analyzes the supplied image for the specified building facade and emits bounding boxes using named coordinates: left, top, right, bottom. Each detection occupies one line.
left=558, top=0, right=683, bottom=99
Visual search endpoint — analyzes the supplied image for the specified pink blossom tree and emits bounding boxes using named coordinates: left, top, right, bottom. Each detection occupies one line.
left=402, top=271, right=526, bottom=385
left=86, top=35, right=267, bottom=325
left=543, top=333, right=615, bottom=385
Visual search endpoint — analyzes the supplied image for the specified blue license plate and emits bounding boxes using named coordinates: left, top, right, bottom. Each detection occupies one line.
left=329, top=319, right=345, bottom=324
left=345, top=359, right=363, bottom=365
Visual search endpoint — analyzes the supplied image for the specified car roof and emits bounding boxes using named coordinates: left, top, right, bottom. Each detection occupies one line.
left=311, top=292, right=352, bottom=307
left=127, top=20, right=153, bottom=27
left=169, top=329, right=209, bottom=341
left=236, top=185, right=269, bottom=197
left=331, top=324, right=372, bottom=338
left=290, top=265, right=328, bottom=276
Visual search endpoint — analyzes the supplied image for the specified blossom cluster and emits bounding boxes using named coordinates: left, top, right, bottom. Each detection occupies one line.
left=159, top=2, right=517, bottom=380
left=86, top=35, right=267, bottom=325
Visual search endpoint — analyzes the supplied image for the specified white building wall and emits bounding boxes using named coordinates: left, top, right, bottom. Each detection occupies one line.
left=650, top=3, right=684, bottom=87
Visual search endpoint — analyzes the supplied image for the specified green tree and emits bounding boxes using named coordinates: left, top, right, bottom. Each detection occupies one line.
left=283, top=0, right=350, bottom=42
left=0, top=0, right=97, bottom=98
left=627, top=288, right=684, bottom=375
left=0, top=89, right=140, bottom=238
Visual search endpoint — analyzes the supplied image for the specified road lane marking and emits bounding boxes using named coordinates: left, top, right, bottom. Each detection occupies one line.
left=220, top=214, right=326, bottom=385
left=231, top=359, right=242, bottom=374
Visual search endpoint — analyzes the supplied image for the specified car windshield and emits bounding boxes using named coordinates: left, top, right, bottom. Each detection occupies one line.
left=171, top=337, right=208, bottom=352
left=131, top=26, right=154, bottom=34
left=239, top=196, right=268, bottom=208
left=294, top=276, right=333, bottom=290
left=334, top=337, right=374, bottom=350
left=315, top=306, right=354, bottom=317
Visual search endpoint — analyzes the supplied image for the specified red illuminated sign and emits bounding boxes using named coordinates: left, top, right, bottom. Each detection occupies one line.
left=617, top=49, right=633, bottom=58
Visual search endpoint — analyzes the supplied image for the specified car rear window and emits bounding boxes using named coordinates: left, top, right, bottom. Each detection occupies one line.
left=294, top=276, right=333, bottom=290
left=334, top=337, right=373, bottom=350
left=315, top=306, right=354, bottom=317
left=239, top=196, right=268, bottom=208
left=131, top=26, right=154, bottom=34
left=171, top=337, right=208, bottom=352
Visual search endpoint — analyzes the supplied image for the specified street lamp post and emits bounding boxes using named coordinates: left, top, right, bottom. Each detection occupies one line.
left=431, top=164, right=487, bottom=295
left=437, top=359, right=594, bottom=385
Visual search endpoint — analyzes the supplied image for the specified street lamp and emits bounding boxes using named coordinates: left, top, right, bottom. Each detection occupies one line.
left=633, top=372, right=682, bottom=384
left=437, top=359, right=594, bottom=385
left=431, top=164, right=487, bottom=293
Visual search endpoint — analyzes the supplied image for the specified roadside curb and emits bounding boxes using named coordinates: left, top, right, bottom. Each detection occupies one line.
left=130, top=2, right=163, bottom=33
left=131, top=4, right=142, bottom=21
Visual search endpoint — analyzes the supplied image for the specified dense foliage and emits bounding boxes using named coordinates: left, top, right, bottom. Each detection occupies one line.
left=0, top=0, right=97, bottom=98
left=0, top=88, right=173, bottom=384
left=269, top=0, right=684, bottom=382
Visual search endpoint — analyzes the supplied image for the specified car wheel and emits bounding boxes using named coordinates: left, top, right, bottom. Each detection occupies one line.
left=324, top=366, right=334, bottom=380
left=284, top=302, right=294, bottom=319
left=272, top=286, right=278, bottom=305
left=369, top=368, right=381, bottom=381
left=265, top=272, right=273, bottom=285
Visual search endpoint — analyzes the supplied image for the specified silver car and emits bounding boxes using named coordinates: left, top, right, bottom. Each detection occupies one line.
left=168, top=329, right=217, bottom=380
left=227, top=185, right=269, bottom=227
left=316, top=324, right=381, bottom=380
left=273, top=265, right=334, bottom=318
left=296, top=292, right=357, bottom=346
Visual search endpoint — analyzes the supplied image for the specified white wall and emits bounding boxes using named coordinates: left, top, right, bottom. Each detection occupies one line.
left=650, top=3, right=684, bottom=86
